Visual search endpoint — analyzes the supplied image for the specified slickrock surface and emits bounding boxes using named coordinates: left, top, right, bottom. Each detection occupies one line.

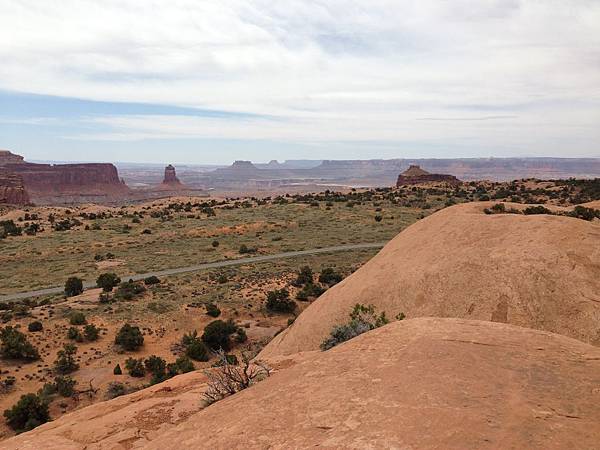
left=6, top=318, right=600, bottom=449
left=261, top=202, right=600, bottom=359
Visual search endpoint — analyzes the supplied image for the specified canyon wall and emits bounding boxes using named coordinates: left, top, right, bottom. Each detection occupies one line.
left=0, top=150, right=129, bottom=204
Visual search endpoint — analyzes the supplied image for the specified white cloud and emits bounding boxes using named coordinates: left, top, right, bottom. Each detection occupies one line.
left=0, top=0, right=599, bottom=156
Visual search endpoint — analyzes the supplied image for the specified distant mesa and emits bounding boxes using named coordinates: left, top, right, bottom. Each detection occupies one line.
left=163, top=164, right=181, bottom=185
left=0, top=150, right=129, bottom=205
left=230, top=160, right=259, bottom=171
left=396, top=165, right=461, bottom=186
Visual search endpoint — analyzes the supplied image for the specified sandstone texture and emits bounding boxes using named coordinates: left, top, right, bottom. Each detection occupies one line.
left=5, top=318, right=600, bottom=449
left=261, top=202, right=600, bottom=359
left=396, top=164, right=461, bottom=186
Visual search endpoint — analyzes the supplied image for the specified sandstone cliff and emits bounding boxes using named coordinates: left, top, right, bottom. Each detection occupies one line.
left=0, top=170, right=29, bottom=205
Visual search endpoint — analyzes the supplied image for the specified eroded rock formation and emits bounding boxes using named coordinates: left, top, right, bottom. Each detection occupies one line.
left=396, top=164, right=461, bottom=186
left=0, top=170, right=29, bottom=205
left=163, top=164, right=181, bottom=184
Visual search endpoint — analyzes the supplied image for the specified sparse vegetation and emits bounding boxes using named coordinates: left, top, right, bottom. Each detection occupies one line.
left=203, top=350, right=270, bottom=406
left=54, top=343, right=79, bottom=374
left=202, top=320, right=238, bottom=351
left=265, top=289, right=296, bottom=313
left=320, top=304, right=389, bottom=351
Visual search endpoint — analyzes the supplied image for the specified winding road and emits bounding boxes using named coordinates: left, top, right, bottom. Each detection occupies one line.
left=0, top=242, right=386, bottom=303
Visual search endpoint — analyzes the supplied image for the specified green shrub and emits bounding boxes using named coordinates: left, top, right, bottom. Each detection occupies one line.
left=54, top=376, right=77, bottom=397
left=113, top=364, right=122, bottom=375
left=115, top=324, right=144, bottom=351
left=182, top=330, right=210, bottom=361
left=27, top=321, right=43, bottom=332
left=320, top=304, right=389, bottom=351
left=69, top=311, right=86, bottom=325
left=319, top=268, right=343, bottom=286
left=67, top=327, right=83, bottom=342
left=106, top=382, right=126, bottom=399
left=143, top=276, right=160, bottom=286
left=96, top=273, right=121, bottom=292
left=211, top=240, right=220, bottom=248
left=265, top=289, right=296, bottom=313
left=3, top=393, right=50, bottom=433
left=0, top=326, right=40, bottom=361
left=144, top=355, right=167, bottom=384
left=54, top=343, right=79, bottom=374
left=114, top=281, right=146, bottom=301
left=125, top=357, right=146, bottom=377
left=175, top=356, right=195, bottom=373
left=293, top=266, right=313, bottom=286
left=296, top=283, right=325, bottom=301
left=83, top=324, right=100, bottom=341
left=201, top=320, right=237, bottom=351
left=205, top=303, right=221, bottom=318
left=64, top=277, right=84, bottom=297
left=239, top=244, right=257, bottom=254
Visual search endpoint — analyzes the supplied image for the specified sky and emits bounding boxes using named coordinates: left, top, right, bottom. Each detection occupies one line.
left=0, top=0, right=599, bottom=164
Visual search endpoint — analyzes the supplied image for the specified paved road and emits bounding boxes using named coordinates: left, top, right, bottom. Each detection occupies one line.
left=0, top=242, right=386, bottom=303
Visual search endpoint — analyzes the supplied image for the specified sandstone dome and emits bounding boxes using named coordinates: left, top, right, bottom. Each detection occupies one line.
left=260, top=202, right=600, bottom=359
left=6, top=318, right=600, bottom=449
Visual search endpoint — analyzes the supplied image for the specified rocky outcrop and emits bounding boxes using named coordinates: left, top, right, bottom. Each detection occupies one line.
left=162, top=165, right=181, bottom=185
left=4, top=318, right=600, bottom=449
left=261, top=202, right=600, bottom=359
left=0, top=151, right=129, bottom=203
left=396, top=164, right=461, bottom=186
left=0, top=170, right=29, bottom=205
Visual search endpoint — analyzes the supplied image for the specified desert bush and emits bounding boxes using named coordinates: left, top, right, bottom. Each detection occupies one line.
left=175, top=356, right=195, bottom=374
left=318, top=268, right=343, bottom=285
left=113, top=364, right=122, bottom=375
left=296, top=283, right=325, bottom=301
left=67, top=327, right=83, bottom=342
left=0, top=326, right=40, bottom=360
left=115, top=324, right=144, bottom=351
left=205, top=303, right=221, bottom=318
left=203, top=350, right=270, bottom=406
left=239, top=244, right=257, bottom=254
left=27, top=321, right=43, bottom=332
left=125, top=357, right=146, bottom=377
left=83, top=324, right=100, bottom=341
left=143, top=276, right=160, bottom=286
left=69, top=311, right=86, bottom=325
left=201, top=320, right=238, bottom=351
left=568, top=205, right=600, bottom=221
left=54, top=376, right=77, bottom=397
left=182, top=330, right=210, bottom=361
left=64, top=277, right=84, bottom=297
left=96, top=273, right=121, bottom=292
left=320, top=304, right=389, bottom=351
left=114, top=281, right=146, bottom=301
left=144, top=355, right=167, bottom=384
left=106, top=382, right=126, bottom=399
left=374, top=215, right=383, bottom=222
left=293, top=266, right=313, bottom=286
left=3, top=393, right=50, bottom=433
left=54, top=343, right=79, bottom=374
left=265, top=289, right=296, bottom=313
left=523, top=205, right=552, bottom=215
left=0, top=220, right=22, bottom=237
left=211, top=240, right=219, bottom=247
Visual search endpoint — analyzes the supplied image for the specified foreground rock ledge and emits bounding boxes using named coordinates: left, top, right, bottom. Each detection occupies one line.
left=6, top=318, right=600, bottom=449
